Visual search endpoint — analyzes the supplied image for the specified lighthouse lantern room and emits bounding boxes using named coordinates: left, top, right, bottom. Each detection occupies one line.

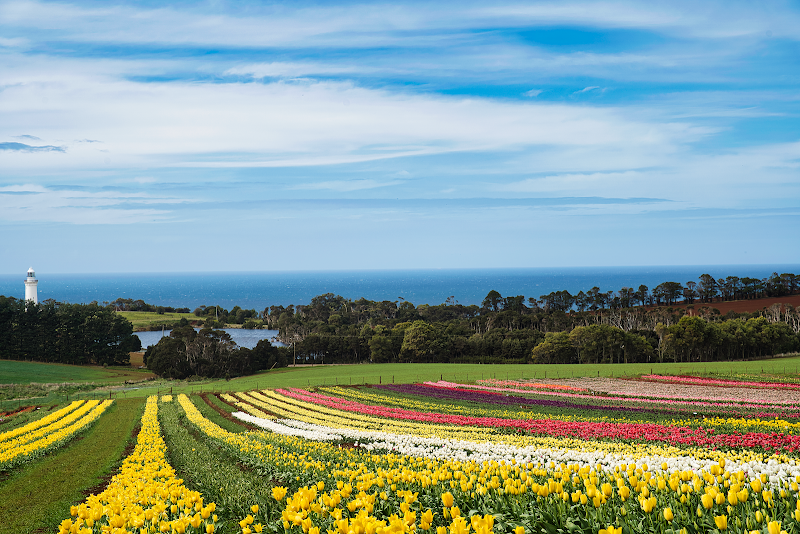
left=24, top=267, right=38, bottom=305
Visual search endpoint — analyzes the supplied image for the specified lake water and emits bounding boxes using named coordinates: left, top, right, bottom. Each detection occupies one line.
left=134, top=328, right=282, bottom=349
left=1, top=265, right=797, bottom=311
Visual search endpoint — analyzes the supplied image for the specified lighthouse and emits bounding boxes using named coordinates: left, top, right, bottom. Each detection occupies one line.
left=24, top=267, right=38, bottom=305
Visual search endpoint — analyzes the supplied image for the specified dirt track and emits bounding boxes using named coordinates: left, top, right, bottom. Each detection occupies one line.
left=655, top=294, right=800, bottom=315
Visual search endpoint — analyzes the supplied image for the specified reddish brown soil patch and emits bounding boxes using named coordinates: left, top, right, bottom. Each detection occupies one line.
left=0, top=406, right=34, bottom=418
left=654, top=294, right=800, bottom=315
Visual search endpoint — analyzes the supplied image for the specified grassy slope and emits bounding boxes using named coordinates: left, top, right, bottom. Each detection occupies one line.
left=131, top=355, right=800, bottom=397
left=2, top=357, right=800, bottom=400
left=0, top=360, right=112, bottom=384
left=0, top=398, right=143, bottom=534
left=0, top=359, right=154, bottom=386
left=118, top=311, right=199, bottom=330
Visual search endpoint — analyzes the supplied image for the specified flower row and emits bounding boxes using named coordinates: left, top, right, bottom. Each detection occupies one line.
left=177, top=393, right=800, bottom=534
left=0, top=400, right=84, bottom=444
left=277, top=388, right=800, bottom=454
left=642, top=375, right=800, bottom=390
left=59, top=396, right=218, bottom=534
left=476, top=379, right=588, bottom=392
left=332, top=384, right=800, bottom=435
left=227, top=395, right=799, bottom=486
left=434, top=380, right=798, bottom=410
left=229, top=389, right=800, bottom=484
left=0, top=400, right=112, bottom=469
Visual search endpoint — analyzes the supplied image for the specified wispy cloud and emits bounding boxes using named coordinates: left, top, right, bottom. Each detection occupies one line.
left=0, top=75, right=702, bottom=173
left=225, top=62, right=362, bottom=79
left=4, top=1, right=800, bottom=47
left=0, top=142, right=65, bottom=153
left=574, top=86, right=601, bottom=94
left=0, top=184, right=193, bottom=224
left=13, top=134, right=41, bottom=141
left=523, top=89, right=543, bottom=97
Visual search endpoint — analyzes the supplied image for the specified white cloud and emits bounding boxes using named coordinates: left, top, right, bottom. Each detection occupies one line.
left=574, top=86, right=600, bottom=93
left=523, top=89, right=543, bottom=97
left=0, top=71, right=699, bottom=174
left=0, top=184, right=191, bottom=224
left=492, top=140, right=800, bottom=209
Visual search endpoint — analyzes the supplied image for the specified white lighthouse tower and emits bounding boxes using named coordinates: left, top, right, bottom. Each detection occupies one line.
left=24, top=267, right=38, bottom=305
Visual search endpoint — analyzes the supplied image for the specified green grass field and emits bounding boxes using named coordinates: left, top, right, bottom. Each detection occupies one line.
left=98, top=354, right=800, bottom=398
left=0, top=360, right=155, bottom=409
left=2, top=356, right=799, bottom=401
left=117, top=310, right=199, bottom=330
left=0, top=359, right=118, bottom=384
left=0, top=359, right=152, bottom=385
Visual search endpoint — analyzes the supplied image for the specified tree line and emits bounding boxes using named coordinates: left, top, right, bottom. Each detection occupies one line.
left=106, top=297, right=191, bottom=314
left=143, top=319, right=288, bottom=380
left=0, top=296, right=140, bottom=366
left=263, top=270, right=800, bottom=366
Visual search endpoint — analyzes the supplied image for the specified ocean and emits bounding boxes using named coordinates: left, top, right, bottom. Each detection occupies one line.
left=0, top=265, right=797, bottom=312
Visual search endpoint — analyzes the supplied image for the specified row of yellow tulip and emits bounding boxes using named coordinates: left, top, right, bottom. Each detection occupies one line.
left=58, top=396, right=219, bottom=534
left=179, top=393, right=800, bottom=534
left=0, top=400, right=84, bottom=443
left=233, top=390, right=492, bottom=440
left=0, top=400, right=102, bottom=454
left=0, top=400, right=112, bottom=469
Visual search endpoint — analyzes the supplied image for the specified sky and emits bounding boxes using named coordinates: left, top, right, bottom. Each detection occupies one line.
left=1, top=0, right=799, bottom=274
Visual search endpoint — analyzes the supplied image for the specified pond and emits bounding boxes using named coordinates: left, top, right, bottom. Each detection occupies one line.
left=134, top=328, right=284, bottom=349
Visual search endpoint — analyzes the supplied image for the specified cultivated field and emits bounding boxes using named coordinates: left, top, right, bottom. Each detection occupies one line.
left=2, top=360, right=800, bottom=534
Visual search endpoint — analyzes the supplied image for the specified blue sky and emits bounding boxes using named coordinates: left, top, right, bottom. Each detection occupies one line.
left=1, top=0, right=798, bottom=273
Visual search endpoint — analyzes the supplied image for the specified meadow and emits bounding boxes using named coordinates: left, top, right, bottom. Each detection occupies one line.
left=3, top=358, right=800, bottom=534
left=117, top=310, right=200, bottom=330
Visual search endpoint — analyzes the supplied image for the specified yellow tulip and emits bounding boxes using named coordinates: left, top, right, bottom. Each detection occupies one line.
left=272, top=487, right=288, bottom=502
left=441, top=492, right=454, bottom=508
left=514, top=527, right=525, bottom=534
left=715, top=515, right=728, bottom=531
left=767, top=521, right=781, bottom=534
left=663, top=508, right=674, bottom=522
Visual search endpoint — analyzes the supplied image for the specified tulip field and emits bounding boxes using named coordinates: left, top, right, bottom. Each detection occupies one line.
left=0, top=399, right=112, bottom=469
left=4, top=371, right=800, bottom=534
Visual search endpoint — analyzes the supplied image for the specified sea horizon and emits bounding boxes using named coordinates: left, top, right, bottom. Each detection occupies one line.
left=1, top=264, right=798, bottom=312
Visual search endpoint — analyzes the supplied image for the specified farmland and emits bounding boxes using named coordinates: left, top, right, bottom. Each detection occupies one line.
left=117, top=310, right=200, bottom=331
left=3, top=362, right=800, bottom=534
